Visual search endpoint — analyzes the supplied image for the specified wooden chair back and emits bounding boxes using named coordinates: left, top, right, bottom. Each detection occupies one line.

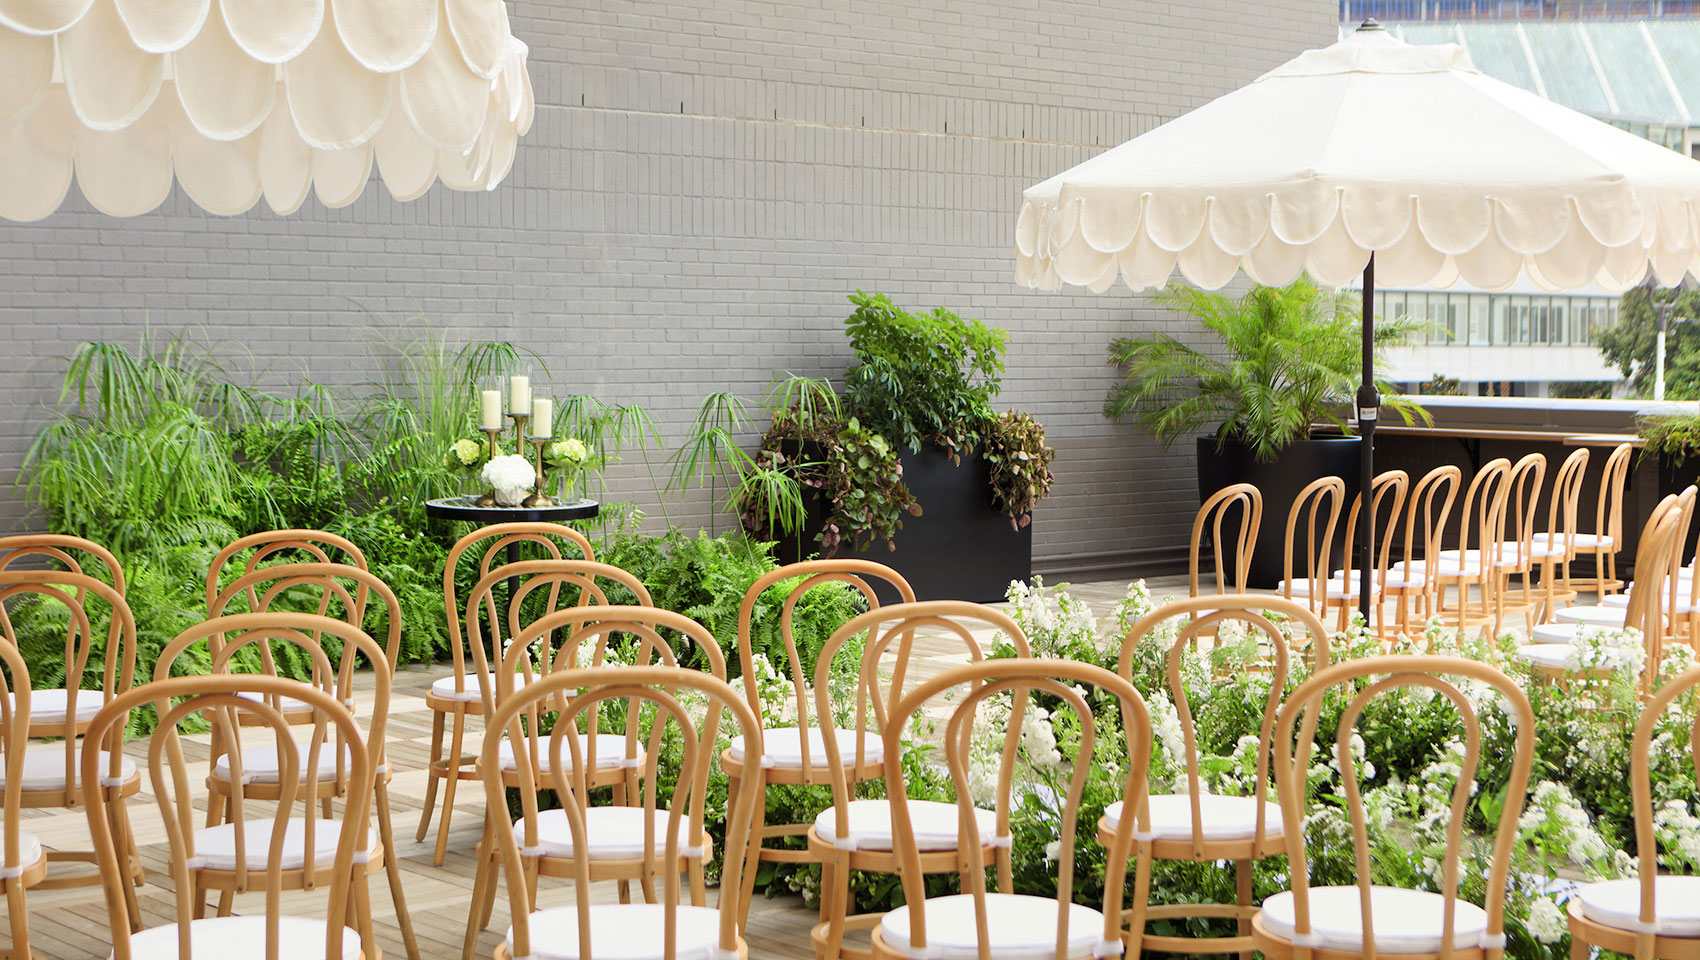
left=1338, top=470, right=1409, bottom=619
left=1190, top=483, right=1262, bottom=598
left=1400, top=465, right=1462, bottom=572
left=0, top=533, right=125, bottom=595
left=484, top=666, right=762, bottom=960
left=1651, top=486, right=1698, bottom=667
left=84, top=674, right=374, bottom=960
left=441, top=523, right=597, bottom=700
left=1622, top=661, right=1700, bottom=957
left=460, top=559, right=652, bottom=711
left=812, top=601, right=1033, bottom=888
left=155, top=612, right=393, bottom=801
left=1597, top=442, right=1634, bottom=550
left=1452, top=458, right=1513, bottom=576
left=0, top=571, right=136, bottom=794
left=1120, top=595, right=1329, bottom=858
left=1272, top=655, right=1535, bottom=960
left=207, top=530, right=369, bottom=624
left=1280, top=477, right=1345, bottom=617
left=1498, top=453, right=1548, bottom=571
left=0, top=634, right=34, bottom=883
left=1543, top=447, right=1591, bottom=559
left=734, top=559, right=911, bottom=778
left=877, top=658, right=1151, bottom=960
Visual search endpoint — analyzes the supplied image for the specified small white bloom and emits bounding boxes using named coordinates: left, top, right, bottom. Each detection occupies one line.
left=1526, top=897, right=1566, bottom=943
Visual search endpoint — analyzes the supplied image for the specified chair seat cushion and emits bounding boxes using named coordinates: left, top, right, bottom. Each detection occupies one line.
left=508, top=902, right=724, bottom=960
left=1260, top=886, right=1491, bottom=953
left=1597, top=591, right=1694, bottom=614
left=430, top=671, right=535, bottom=702
left=213, top=745, right=352, bottom=784
left=10, top=688, right=102, bottom=723
left=1533, top=531, right=1612, bottom=550
left=122, top=916, right=362, bottom=960
left=1492, top=539, right=1565, bottom=560
left=727, top=727, right=884, bottom=769
left=1530, top=622, right=1581, bottom=645
left=813, top=799, right=999, bottom=853
left=1515, top=641, right=1635, bottom=670
left=1395, top=557, right=1482, bottom=577
left=0, top=747, right=135, bottom=792
left=0, top=831, right=44, bottom=877
left=193, top=817, right=379, bottom=870
left=1280, top=578, right=1377, bottom=600
left=1600, top=594, right=1630, bottom=609
left=1554, top=605, right=1631, bottom=627
left=1103, top=794, right=1283, bottom=842
left=1575, top=876, right=1700, bottom=936
left=880, top=893, right=1106, bottom=960
left=515, top=806, right=704, bottom=860
left=497, top=735, right=636, bottom=772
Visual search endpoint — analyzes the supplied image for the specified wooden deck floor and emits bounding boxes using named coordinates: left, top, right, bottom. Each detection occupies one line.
left=11, top=575, right=1189, bottom=959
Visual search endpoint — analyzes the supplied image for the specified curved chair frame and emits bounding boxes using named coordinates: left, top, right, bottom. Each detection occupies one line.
left=0, top=633, right=49, bottom=958
left=1490, top=452, right=1549, bottom=636
left=1280, top=477, right=1346, bottom=624
left=1430, top=458, right=1513, bottom=636
left=1571, top=442, right=1635, bottom=596
left=1388, top=465, right=1462, bottom=637
left=1190, top=484, right=1262, bottom=599
left=1336, top=470, right=1409, bottom=635
left=1532, top=447, right=1590, bottom=617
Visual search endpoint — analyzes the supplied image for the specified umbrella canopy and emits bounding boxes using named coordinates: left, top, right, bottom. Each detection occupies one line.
left=1016, top=26, right=1700, bottom=296
left=0, top=0, right=534, bottom=220
left=1016, top=23, right=1700, bottom=618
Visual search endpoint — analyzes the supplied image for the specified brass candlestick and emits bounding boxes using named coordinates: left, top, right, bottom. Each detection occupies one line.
left=523, top=437, right=557, bottom=508
left=473, top=425, right=504, bottom=507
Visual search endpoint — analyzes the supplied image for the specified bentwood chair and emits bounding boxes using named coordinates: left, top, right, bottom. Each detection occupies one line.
left=724, top=560, right=909, bottom=925
left=0, top=634, right=49, bottom=959
left=1252, top=656, right=1536, bottom=960
left=807, top=601, right=1033, bottom=960
left=0, top=532, right=125, bottom=595
left=418, top=523, right=599, bottom=865
left=867, top=658, right=1152, bottom=960
left=1395, top=457, right=1512, bottom=637
left=1484, top=452, right=1548, bottom=636
left=1565, top=660, right=1700, bottom=960
left=1536, top=442, right=1633, bottom=597
left=207, top=529, right=370, bottom=613
left=478, top=666, right=765, bottom=960
left=85, top=675, right=375, bottom=959
left=1190, top=484, right=1262, bottom=599
left=1112, top=595, right=1330, bottom=960
left=200, top=563, right=420, bottom=958
left=0, top=570, right=144, bottom=922
left=1277, top=477, right=1345, bottom=624
left=462, top=606, right=728, bottom=960
left=1529, top=447, right=1590, bottom=618
left=154, top=612, right=398, bottom=953
left=1293, top=470, right=1407, bottom=635
left=1386, top=465, right=1462, bottom=637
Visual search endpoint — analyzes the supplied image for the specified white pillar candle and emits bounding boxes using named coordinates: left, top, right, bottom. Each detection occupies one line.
left=509, top=376, right=530, bottom=413
left=531, top=398, right=553, bottom=438
left=479, top=390, right=502, bottom=430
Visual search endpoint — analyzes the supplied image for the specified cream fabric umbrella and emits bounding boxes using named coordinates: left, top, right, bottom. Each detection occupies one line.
left=0, top=0, right=535, bottom=220
left=1016, top=22, right=1700, bottom=614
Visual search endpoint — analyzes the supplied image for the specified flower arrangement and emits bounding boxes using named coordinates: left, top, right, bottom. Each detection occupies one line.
left=443, top=436, right=499, bottom=473
left=480, top=453, right=535, bottom=506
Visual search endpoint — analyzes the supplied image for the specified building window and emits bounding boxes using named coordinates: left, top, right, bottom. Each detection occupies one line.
left=1511, top=296, right=1531, bottom=344
left=1469, top=294, right=1489, bottom=345
left=1492, top=295, right=1509, bottom=345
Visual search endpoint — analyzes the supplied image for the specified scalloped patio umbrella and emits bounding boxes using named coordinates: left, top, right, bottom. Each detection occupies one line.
left=1017, top=21, right=1700, bottom=617
left=0, top=0, right=535, bottom=219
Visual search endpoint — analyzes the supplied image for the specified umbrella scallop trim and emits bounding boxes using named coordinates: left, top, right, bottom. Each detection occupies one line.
left=0, top=0, right=532, bottom=218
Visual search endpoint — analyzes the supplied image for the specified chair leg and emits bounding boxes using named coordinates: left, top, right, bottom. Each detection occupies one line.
left=476, top=816, right=500, bottom=930
left=351, top=870, right=378, bottom=960
left=6, top=879, right=28, bottom=960
left=1235, top=859, right=1252, bottom=960
left=416, top=708, right=447, bottom=843
left=375, top=781, right=421, bottom=960
left=434, top=709, right=468, bottom=866
left=1126, top=847, right=1153, bottom=960
left=818, top=850, right=850, bottom=960
left=687, top=855, right=706, bottom=907
left=109, top=793, right=144, bottom=931
left=462, top=817, right=495, bottom=960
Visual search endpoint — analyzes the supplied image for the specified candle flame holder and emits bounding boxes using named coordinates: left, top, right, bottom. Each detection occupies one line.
left=523, top=436, right=557, bottom=508
left=473, top=425, right=504, bottom=507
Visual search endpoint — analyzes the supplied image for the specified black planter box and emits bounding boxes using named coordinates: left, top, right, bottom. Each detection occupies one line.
left=776, top=445, right=1032, bottom=603
left=1195, top=436, right=1362, bottom=590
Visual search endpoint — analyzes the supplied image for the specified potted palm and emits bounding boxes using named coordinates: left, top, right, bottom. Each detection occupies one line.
left=1105, top=279, right=1427, bottom=586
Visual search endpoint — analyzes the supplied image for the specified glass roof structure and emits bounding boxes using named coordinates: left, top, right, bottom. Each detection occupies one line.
left=1337, top=19, right=1700, bottom=124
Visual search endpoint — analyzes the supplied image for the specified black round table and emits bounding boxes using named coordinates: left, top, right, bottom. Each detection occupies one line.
left=424, top=496, right=601, bottom=610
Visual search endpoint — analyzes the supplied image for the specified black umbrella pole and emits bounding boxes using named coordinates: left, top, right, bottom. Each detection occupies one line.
left=1358, top=253, right=1379, bottom=624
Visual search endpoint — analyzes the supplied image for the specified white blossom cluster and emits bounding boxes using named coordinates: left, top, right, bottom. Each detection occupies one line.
left=481, top=453, right=535, bottom=492
left=1654, top=799, right=1700, bottom=872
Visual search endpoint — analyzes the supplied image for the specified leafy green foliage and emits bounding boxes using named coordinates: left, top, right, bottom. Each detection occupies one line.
left=1104, top=279, right=1429, bottom=461
left=1637, top=409, right=1700, bottom=465
left=1596, top=285, right=1700, bottom=398
left=981, top=410, right=1055, bottom=529
left=841, top=291, right=1009, bottom=458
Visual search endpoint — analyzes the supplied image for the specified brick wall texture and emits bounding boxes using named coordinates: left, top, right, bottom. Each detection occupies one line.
left=0, top=0, right=1337, bottom=574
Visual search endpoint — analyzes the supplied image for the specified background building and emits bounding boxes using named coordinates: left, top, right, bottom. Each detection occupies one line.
left=0, top=0, right=1338, bottom=579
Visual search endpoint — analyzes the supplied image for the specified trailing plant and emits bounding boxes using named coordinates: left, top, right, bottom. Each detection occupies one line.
left=1105, top=279, right=1430, bottom=461
left=981, top=410, right=1055, bottom=529
left=1637, top=409, right=1700, bottom=466
left=841, top=291, right=1009, bottom=459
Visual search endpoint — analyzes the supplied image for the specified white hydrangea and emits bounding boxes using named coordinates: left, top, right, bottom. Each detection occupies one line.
left=449, top=437, right=482, bottom=466
left=482, top=453, right=535, bottom=492
left=1526, top=897, right=1566, bottom=943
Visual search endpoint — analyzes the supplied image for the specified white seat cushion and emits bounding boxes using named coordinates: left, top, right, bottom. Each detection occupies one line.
left=1598, top=590, right=1694, bottom=614
left=1529, top=622, right=1581, bottom=645
left=0, top=831, right=44, bottom=876
left=880, top=893, right=1105, bottom=960
left=1601, top=594, right=1630, bottom=609
left=1554, top=605, right=1630, bottom=627
left=430, top=671, right=535, bottom=702
left=1103, top=794, right=1283, bottom=842
left=1515, top=642, right=1635, bottom=670
left=1396, top=557, right=1482, bottom=577
left=213, top=745, right=351, bottom=784
left=498, top=735, right=636, bottom=772
left=813, top=799, right=999, bottom=853
left=1575, top=876, right=1700, bottom=936
left=1260, top=886, right=1491, bottom=953
left=1280, top=578, right=1378, bottom=600
left=515, top=806, right=704, bottom=860
left=122, top=916, right=362, bottom=960
left=0, top=747, right=135, bottom=791
left=1380, top=570, right=1425, bottom=589
left=508, top=902, right=723, bottom=960
left=192, top=817, right=379, bottom=870
left=1533, top=531, right=1612, bottom=550
left=10, top=688, right=101, bottom=723
left=1492, top=539, right=1564, bottom=561
left=727, top=727, right=884, bottom=769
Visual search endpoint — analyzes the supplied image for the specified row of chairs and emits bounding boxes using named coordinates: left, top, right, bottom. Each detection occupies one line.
left=3, top=522, right=1695, bottom=960
left=1194, top=442, right=1634, bottom=638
